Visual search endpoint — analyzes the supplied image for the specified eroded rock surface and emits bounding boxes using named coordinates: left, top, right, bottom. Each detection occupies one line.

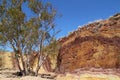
left=56, top=13, right=120, bottom=73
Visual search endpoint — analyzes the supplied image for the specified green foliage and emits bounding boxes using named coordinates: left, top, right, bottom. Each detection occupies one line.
left=0, top=0, right=58, bottom=75
left=43, top=38, right=60, bottom=69
left=44, top=38, right=60, bottom=57
left=0, top=0, right=57, bottom=52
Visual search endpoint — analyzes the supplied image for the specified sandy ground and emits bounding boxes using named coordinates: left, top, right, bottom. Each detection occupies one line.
left=0, top=69, right=120, bottom=80
left=0, top=69, right=55, bottom=80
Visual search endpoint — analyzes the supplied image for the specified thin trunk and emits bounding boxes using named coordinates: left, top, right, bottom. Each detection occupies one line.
left=15, top=54, right=22, bottom=72
left=35, top=40, right=43, bottom=76
left=35, top=53, right=42, bottom=76
left=20, top=53, right=26, bottom=75
left=35, top=63, right=41, bottom=76
left=25, top=55, right=30, bottom=73
left=35, top=32, right=46, bottom=76
left=11, top=41, right=22, bottom=72
left=35, top=54, right=47, bottom=76
left=18, top=47, right=26, bottom=75
left=35, top=56, right=46, bottom=76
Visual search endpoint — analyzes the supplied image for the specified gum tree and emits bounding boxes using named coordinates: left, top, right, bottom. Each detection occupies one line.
left=0, top=0, right=58, bottom=76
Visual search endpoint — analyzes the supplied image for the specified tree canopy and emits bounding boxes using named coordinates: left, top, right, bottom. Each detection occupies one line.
left=0, top=0, right=59, bottom=76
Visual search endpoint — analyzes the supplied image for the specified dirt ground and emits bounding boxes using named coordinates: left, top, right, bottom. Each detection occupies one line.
left=0, top=69, right=120, bottom=80
left=0, top=69, right=55, bottom=80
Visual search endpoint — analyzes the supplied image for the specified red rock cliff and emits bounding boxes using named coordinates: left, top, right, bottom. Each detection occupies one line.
left=56, top=13, right=120, bottom=73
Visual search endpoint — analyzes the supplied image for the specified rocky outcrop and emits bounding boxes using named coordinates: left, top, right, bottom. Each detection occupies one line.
left=0, top=52, right=16, bottom=69
left=56, top=13, right=120, bottom=73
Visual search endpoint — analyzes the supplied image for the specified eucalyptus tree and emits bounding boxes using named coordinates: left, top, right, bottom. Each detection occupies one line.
left=0, top=0, right=58, bottom=76
left=28, top=0, right=59, bottom=75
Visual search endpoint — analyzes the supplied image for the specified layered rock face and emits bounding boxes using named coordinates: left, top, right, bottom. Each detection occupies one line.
left=56, top=13, right=120, bottom=73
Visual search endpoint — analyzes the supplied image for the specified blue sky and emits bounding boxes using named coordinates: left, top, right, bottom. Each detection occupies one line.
left=43, top=0, right=120, bottom=39
left=1, top=0, right=120, bottom=51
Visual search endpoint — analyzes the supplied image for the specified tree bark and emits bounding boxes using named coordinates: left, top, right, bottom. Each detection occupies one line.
left=35, top=54, right=42, bottom=76
left=35, top=54, right=48, bottom=76
left=15, top=53, right=22, bottom=72
left=18, top=48, right=26, bottom=75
